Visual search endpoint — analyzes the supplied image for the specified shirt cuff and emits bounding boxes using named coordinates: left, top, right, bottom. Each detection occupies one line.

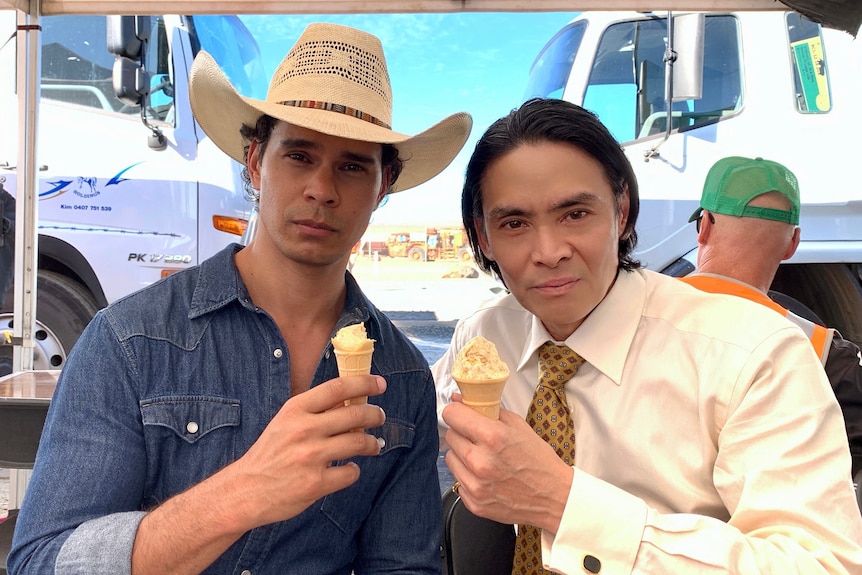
left=56, top=511, right=147, bottom=575
left=542, top=471, right=646, bottom=574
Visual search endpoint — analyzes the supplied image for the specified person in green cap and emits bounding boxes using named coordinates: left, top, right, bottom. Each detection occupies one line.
left=682, top=155, right=862, bottom=475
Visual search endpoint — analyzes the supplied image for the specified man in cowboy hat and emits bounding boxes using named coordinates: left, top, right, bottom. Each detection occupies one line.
left=8, top=23, right=471, bottom=575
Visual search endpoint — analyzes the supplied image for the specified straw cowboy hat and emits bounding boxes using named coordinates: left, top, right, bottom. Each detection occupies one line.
left=189, top=22, right=472, bottom=193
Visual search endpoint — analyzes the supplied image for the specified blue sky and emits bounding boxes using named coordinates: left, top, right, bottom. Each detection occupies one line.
left=239, top=12, right=577, bottom=227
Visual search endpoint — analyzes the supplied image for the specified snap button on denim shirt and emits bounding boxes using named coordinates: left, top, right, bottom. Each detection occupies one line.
left=8, top=244, right=443, bottom=575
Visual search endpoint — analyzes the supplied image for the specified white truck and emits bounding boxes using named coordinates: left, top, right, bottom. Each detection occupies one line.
left=0, top=13, right=267, bottom=375
left=526, top=10, right=862, bottom=344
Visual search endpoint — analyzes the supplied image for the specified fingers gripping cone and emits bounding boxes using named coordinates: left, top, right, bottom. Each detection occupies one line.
left=451, top=336, right=510, bottom=420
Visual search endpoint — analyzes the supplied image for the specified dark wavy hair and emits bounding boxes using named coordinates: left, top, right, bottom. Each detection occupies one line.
left=462, top=98, right=641, bottom=281
left=238, top=114, right=404, bottom=205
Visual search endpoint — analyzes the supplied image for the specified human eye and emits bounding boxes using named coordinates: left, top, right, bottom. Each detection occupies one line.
left=343, top=162, right=366, bottom=173
left=565, top=209, right=587, bottom=222
left=502, top=219, right=525, bottom=231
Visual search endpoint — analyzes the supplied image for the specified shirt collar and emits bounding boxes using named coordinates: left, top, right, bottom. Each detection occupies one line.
left=515, top=269, right=645, bottom=386
left=692, top=272, right=768, bottom=296
left=189, top=243, right=246, bottom=319
left=187, top=243, right=382, bottom=340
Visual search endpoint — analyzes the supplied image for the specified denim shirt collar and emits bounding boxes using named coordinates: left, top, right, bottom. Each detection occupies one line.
left=187, top=243, right=383, bottom=345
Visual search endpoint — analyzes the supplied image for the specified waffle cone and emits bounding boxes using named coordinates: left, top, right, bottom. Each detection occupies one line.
left=334, top=348, right=373, bottom=377
left=334, top=347, right=373, bottom=415
left=453, top=374, right=508, bottom=419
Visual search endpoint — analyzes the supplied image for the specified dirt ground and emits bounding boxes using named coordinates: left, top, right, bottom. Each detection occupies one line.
left=349, top=251, right=479, bottom=282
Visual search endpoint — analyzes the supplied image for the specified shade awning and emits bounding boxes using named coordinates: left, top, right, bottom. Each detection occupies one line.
left=0, top=0, right=828, bottom=16
left=2, top=1, right=858, bottom=36
left=782, top=0, right=862, bottom=36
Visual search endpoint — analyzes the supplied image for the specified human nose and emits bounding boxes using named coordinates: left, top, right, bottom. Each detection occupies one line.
left=304, top=167, right=339, bottom=205
left=532, top=227, right=571, bottom=268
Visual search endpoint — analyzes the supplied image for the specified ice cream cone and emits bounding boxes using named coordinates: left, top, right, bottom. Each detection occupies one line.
left=331, top=322, right=376, bottom=430
left=334, top=348, right=374, bottom=406
left=453, top=374, right=509, bottom=419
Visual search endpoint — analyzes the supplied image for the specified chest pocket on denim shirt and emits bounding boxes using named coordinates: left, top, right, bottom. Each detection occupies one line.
left=320, top=418, right=415, bottom=533
left=140, top=396, right=241, bottom=501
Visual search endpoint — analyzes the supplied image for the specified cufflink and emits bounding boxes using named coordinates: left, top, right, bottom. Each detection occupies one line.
left=583, top=554, right=601, bottom=573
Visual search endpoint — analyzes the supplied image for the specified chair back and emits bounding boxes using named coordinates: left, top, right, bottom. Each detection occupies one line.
left=0, top=401, right=48, bottom=574
left=0, top=404, right=47, bottom=468
left=441, top=483, right=516, bottom=575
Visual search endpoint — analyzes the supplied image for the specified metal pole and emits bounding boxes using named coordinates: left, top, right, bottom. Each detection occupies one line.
left=12, top=0, right=40, bottom=373
left=9, top=0, right=42, bottom=510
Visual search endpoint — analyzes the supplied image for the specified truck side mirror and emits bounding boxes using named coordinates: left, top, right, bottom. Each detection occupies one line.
left=112, top=56, right=149, bottom=106
left=644, top=11, right=706, bottom=160
left=108, top=16, right=152, bottom=105
left=107, top=15, right=166, bottom=151
left=106, top=16, right=150, bottom=60
left=671, top=13, right=705, bottom=102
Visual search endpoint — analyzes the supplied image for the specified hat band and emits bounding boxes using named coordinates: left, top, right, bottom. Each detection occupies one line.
left=740, top=205, right=796, bottom=224
left=279, top=100, right=391, bottom=130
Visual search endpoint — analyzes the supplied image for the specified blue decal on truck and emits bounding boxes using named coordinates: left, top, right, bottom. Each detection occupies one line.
left=40, top=163, right=143, bottom=199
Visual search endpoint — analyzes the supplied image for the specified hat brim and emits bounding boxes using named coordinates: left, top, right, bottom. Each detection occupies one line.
left=688, top=207, right=703, bottom=223
left=189, top=51, right=472, bottom=193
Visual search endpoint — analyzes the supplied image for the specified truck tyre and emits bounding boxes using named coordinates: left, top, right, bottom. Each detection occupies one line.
left=408, top=247, right=425, bottom=261
left=771, top=263, right=862, bottom=345
left=0, top=270, right=99, bottom=376
left=458, top=247, right=472, bottom=261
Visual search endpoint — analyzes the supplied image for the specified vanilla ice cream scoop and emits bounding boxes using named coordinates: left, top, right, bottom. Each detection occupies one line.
left=452, top=336, right=509, bottom=381
left=332, top=322, right=375, bottom=353
left=452, top=336, right=509, bottom=419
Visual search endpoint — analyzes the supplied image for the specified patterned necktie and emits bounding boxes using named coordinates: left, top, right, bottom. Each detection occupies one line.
left=512, top=342, right=584, bottom=575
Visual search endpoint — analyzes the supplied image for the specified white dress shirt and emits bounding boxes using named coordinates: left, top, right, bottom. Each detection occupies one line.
left=434, top=268, right=862, bottom=574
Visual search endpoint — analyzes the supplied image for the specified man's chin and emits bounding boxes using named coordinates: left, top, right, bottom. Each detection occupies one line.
left=287, top=249, right=350, bottom=268
left=519, top=294, right=582, bottom=328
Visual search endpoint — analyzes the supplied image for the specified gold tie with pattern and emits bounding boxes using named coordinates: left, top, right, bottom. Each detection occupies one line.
left=511, top=342, right=584, bottom=575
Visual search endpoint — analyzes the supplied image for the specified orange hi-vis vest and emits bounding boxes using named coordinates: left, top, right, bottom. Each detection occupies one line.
left=681, top=274, right=833, bottom=366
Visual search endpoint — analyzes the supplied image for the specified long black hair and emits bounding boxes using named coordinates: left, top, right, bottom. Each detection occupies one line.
left=462, top=98, right=641, bottom=281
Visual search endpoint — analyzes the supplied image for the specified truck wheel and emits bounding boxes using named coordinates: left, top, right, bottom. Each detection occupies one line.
left=0, top=271, right=99, bottom=376
left=408, top=247, right=425, bottom=261
left=771, top=263, right=862, bottom=344
left=458, top=247, right=473, bottom=261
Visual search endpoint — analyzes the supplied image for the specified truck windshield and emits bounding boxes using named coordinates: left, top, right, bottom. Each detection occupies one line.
left=583, top=15, right=741, bottom=143
left=40, top=15, right=142, bottom=115
left=524, top=21, right=587, bottom=101
left=189, top=15, right=268, bottom=100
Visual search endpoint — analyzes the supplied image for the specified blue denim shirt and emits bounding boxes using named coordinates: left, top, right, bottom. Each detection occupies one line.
left=9, top=244, right=442, bottom=574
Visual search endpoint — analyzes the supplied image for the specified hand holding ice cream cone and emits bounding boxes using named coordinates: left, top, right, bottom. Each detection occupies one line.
left=331, top=323, right=376, bottom=425
left=452, top=336, right=509, bottom=419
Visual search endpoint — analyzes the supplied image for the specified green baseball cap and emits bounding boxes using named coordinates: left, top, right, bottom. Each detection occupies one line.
left=689, top=156, right=800, bottom=225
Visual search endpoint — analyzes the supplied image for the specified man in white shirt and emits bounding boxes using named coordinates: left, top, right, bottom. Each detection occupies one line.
left=434, top=98, right=862, bottom=575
